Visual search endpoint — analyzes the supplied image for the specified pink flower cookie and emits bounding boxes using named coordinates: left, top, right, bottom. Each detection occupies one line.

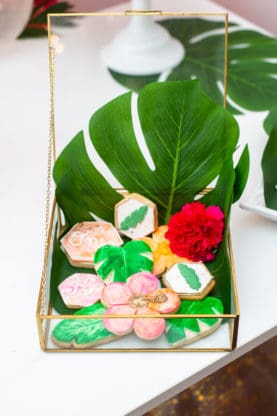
left=101, top=272, right=180, bottom=340
left=58, top=273, right=105, bottom=309
left=61, top=222, right=123, bottom=268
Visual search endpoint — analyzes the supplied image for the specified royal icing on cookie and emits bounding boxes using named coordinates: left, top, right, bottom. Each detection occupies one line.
left=101, top=282, right=133, bottom=307
left=163, top=262, right=215, bottom=300
left=148, top=288, right=180, bottom=314
left=101, top=273, right=178, bottom=341
left=61, top=221, right=123, bottom=268
left=165, top=297, right=223, bottom=347
left=51, top=303, right=118, bottom=349
left=141, top=225, right=189, bottom=275
left=133, top=308, right=166, bottom=340
left=58, top=273, right=105, bottom=309
left=94, top=240, right=153, bottom=283
left=127, top=272, right=160, bottom=295
left=103, top=305, right=136, bottom=336
left=114, top=193, right=158, bottom=239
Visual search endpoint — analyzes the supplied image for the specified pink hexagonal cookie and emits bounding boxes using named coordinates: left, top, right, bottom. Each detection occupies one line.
left=58, top=273, right=105, bottom=309
left=61, top=221, right=123, bottom=268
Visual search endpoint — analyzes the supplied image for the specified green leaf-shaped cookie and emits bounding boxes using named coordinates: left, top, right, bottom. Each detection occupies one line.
left=94, top=240, right=153, bottom=283
left=165, top=297, right=223, bottom=347
left=51, top=303, right=117, bottom=349
left=52, top=302, right=118, bottom=348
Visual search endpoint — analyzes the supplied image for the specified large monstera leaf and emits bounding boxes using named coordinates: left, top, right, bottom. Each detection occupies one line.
left=89, top=81, right=239, bottom=223
left=53, top=130, right=122, bottom=226
left=52, top=80, right=246, bottom=313
left=110, top=18, right=277, bottom=116
left=54, top=80, right=239, bottom=226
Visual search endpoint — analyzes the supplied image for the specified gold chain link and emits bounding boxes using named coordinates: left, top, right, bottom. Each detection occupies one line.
left=40, top=40, right=56, bottom=315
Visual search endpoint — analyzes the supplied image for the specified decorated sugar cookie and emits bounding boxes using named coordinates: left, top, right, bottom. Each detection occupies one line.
left=51, top=303, right=118, bottom=349
left=133, top=308, right=166, bottom=341
left=94, top=240, right=153, bottom=283
left=58, top=273, right=105, bottom=309
left=165, top=297, right=223, bottom=347
left=102, top=272, right=180, bottom=340
left=147, top=288, right=180, bottom=313
left=141, top=225, right=189, bottom=275
left=114, top=193, right=158, bottom=239
left=163, top=262, right=215, bottom=300
left=61, top=221, right=123, bottom=268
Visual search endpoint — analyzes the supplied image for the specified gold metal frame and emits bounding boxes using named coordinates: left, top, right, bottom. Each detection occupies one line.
left=36, top=11, right=239, bottom=352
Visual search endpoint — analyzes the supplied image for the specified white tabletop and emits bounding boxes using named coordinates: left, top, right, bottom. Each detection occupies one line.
left=1, top=1, right=276, bottom=415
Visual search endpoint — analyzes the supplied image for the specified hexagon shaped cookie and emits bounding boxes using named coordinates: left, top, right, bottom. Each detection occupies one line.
left=163, top=262, right=215, bottom=300
left=61, top=221, right=123, bottom=268
left=58, top=273, right=105, bottom=309
left=114, top=193, right=158, bottom=239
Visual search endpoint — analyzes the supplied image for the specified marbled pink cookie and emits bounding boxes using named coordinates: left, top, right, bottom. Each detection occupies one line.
left=58, top=273, right=105, bottom=309
left=103, top=305, right=136, bottom=335
left=127, top=272, right=160, bottom=295
left=133, top=308, right=166, bottom=340
left=148, top=288, right=180, bottom=314
left=58, top=273, right=105, bottom=308
left=101, top=282, right=133, bottom=307
left=61, top=222, right=123, bottom=267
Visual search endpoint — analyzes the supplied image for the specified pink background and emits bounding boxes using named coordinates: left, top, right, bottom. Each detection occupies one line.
left=72, top=0, right=277, bottom=35
left=214, top=0, right=277, bottom=35
left=72, top=0, right=121, bottom=11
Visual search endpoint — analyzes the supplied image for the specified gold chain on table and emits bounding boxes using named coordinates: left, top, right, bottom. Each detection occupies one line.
left=40, top=40, right=56, bottom=315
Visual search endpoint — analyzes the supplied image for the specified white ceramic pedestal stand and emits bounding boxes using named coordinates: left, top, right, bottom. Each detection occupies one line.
left=102, top=0, right=185, bottom=75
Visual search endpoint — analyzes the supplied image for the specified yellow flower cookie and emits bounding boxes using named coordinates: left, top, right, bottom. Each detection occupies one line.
left=141, top=225, right=189, bottom=275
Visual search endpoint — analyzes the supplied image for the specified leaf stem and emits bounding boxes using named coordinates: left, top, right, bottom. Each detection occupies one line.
left=164, top=97, right=186, bottom=222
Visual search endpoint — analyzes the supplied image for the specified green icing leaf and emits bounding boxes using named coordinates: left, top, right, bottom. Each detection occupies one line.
left=178, top=263, right=201, bottom=290
left=94, top=240, right=153, bottom=282
left=261, top=126, right=277, bottom=210
left=51, top=303, right=116, bottom=348
left=165, top=297, right=223, bottom=347
left=109, top=18, right=277, bottom=116
left=166, top=325, right=189, bottom=344
left=120, top=205, right=148, bottom=231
